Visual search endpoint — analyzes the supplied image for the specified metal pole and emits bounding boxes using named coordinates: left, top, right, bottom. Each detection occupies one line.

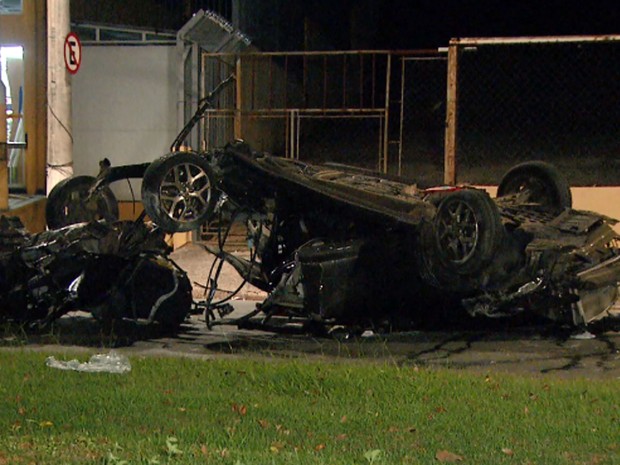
left=234, top=57, right=242, bottom=139
left=46, top=0, right=74, bottom=193
left=0, top=80, right=8, bottom=210
left=382, top=53, right=392, bottom=173
left=444, top=43, right=459, bottom=185
left=295, top=110, right=300, bottom=160
left=398, top=56, right=406, bottom=176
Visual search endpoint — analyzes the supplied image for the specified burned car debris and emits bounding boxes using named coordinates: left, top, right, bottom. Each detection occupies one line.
left=0, top=216, right=191, bottom=329
left=32, top=76, right=620, bottom=335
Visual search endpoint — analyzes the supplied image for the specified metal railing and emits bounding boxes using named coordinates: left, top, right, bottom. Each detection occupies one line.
left=444, top=35, right=620, bottom=187
left=196, top=50, right=448, bottom=176
left=200, top=50, right=392, bottom=170
left=188, top=36, right=620, bottom=187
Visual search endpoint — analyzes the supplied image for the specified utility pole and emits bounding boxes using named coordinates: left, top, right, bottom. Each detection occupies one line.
left=0, top=80, right=8, bottom=210
left=46, top=0, right=74, bottom=193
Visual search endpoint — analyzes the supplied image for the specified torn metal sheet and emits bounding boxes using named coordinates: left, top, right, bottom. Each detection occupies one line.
left=0, top=218, right=192, bottom=330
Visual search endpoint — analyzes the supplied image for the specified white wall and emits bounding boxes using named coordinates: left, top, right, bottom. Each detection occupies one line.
left=72, top=45, right=177, bottom=200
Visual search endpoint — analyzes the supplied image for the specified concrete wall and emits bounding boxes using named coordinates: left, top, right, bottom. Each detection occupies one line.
left=72, top=45, right=177, bottom=200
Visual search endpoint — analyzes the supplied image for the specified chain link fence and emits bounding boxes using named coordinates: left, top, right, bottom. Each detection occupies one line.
left=200, top=51, right=391, bottom=169
left=398, top=55, right=447, bottom=186
left=452, top=37, right=620, bottom=186
left=194, top=37, right=620, bottom=188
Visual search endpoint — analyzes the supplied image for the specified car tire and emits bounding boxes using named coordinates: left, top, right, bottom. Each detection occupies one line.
left=141, top=152, right=217, bottom=233
left=46, top=175, right=119, bottom=229
left=497, top=161, right=572, bottom=213
left=422, top=189, right=504, bottom=277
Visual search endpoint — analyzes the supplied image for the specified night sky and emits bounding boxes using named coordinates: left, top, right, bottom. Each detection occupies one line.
left=72, top=0, right=620, bottom=50
left=304, top=0, right=620, bottom=50
left=385, top=0, right=620, bottom=48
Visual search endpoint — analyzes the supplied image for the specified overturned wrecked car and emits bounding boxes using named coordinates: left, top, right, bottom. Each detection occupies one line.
left=40, top=139, right=620, bottom=334
left=0, top=216, right=192, bottom=329
left=10, top=76, right=618, bottom=334
left=151, top=144, right=620, bottom=330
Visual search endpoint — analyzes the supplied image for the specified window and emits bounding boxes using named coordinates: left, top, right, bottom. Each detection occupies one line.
left=0, top=0, right=23, bottom=15
left=1, top=45, right=25, bottom=189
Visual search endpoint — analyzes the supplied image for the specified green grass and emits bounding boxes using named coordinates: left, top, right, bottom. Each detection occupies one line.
left=0, top=350, right=618, bottom=464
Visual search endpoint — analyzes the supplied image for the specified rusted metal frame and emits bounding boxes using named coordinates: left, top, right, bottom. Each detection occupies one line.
left=203, top=109, right=236, bottom=116
left=212, top=109, right=384, bottom=118
left=215, top=58, right=221, bottom=108
left=234, top=57, right=243, bottom=139
left=205, top=112, right=212, bottom=151
left=201, top=50, right=393, bottom=58
left=390, top=49, right=450, bottom=56
left=378, top=114, right=384, bottom=172
left=453, top=34, right=620, bottom=46
left=251, top=55, right=256, bottom=111
left=444, top=43, right=459, bottom=185
left=359, top=54, right=364, bottom=108
left=381, top=54, right=392, bottom=174
left=200, top=54, right=207, bottom=150
left=302, top=54, right=308, bottom=107
left=0, top=83, right=7, bottom=210
left=298, top=113, right=383, bottom=119
left=283, top=55, right=289, bottom=108
left=230, top=108, right=384, bottom=115
left=268, top=55, right=274, bottom=110
left=284, top=109, right=290, bottom=158
left=342, top=54, right=347, bottom=108
left=295, top=110, right=301, bottom=160
left=401, top=56, right=448, bottom=62
left=398, top=56, right=406, bottom=176
left=243, top=113, right=384, bottom=120
left=287, top=110, right=299, bottom=159
left=371, top=54, right=376, bottom=108
left=323, top=55, right=328, bottom=113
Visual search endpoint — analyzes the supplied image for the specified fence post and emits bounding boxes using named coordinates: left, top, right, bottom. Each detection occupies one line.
left=382, top=53, right=392, bottom=173
left=444, top=41, right=459, bottom=185
left=234, top=57, right=242, bottom=139
left=0, top=80, right=8, bottom=210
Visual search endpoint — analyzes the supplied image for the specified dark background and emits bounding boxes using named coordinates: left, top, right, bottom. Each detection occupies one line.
left=71, top=0, right=620, bottom=51
left=70, top=0, right=620, bottom=185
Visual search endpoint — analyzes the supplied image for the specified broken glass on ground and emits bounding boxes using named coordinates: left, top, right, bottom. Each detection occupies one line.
left=45, top=351, right=131, bottom=374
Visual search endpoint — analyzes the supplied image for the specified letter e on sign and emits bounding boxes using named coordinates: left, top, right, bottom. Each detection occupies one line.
left=64, top=32, right=82, bottom=75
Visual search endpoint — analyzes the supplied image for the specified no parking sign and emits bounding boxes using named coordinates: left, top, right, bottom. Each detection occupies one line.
left=64, top=32, right=82, bottom=75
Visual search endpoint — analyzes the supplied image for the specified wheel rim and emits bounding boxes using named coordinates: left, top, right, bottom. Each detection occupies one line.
left=436, top=199, right=479, bottom=264
left=158, top=162, right=212, bottom=224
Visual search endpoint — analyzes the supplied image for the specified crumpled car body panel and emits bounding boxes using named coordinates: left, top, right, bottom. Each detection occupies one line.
left=0, top=217, right=192, bottom=329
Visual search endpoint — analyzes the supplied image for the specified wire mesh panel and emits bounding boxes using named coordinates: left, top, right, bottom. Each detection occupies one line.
left=399, top=55, right=447, bottom=186
left=202, top=111, right=235, bottom=150
left=236, top=52, right=389, bottom=112
left=200, top=51, right=391, bottom=168
left=200, top=55, right=236, bottom=150
left=453, top=38, right=620, bottom=186
left=297, top=115, right=384, bottom=168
